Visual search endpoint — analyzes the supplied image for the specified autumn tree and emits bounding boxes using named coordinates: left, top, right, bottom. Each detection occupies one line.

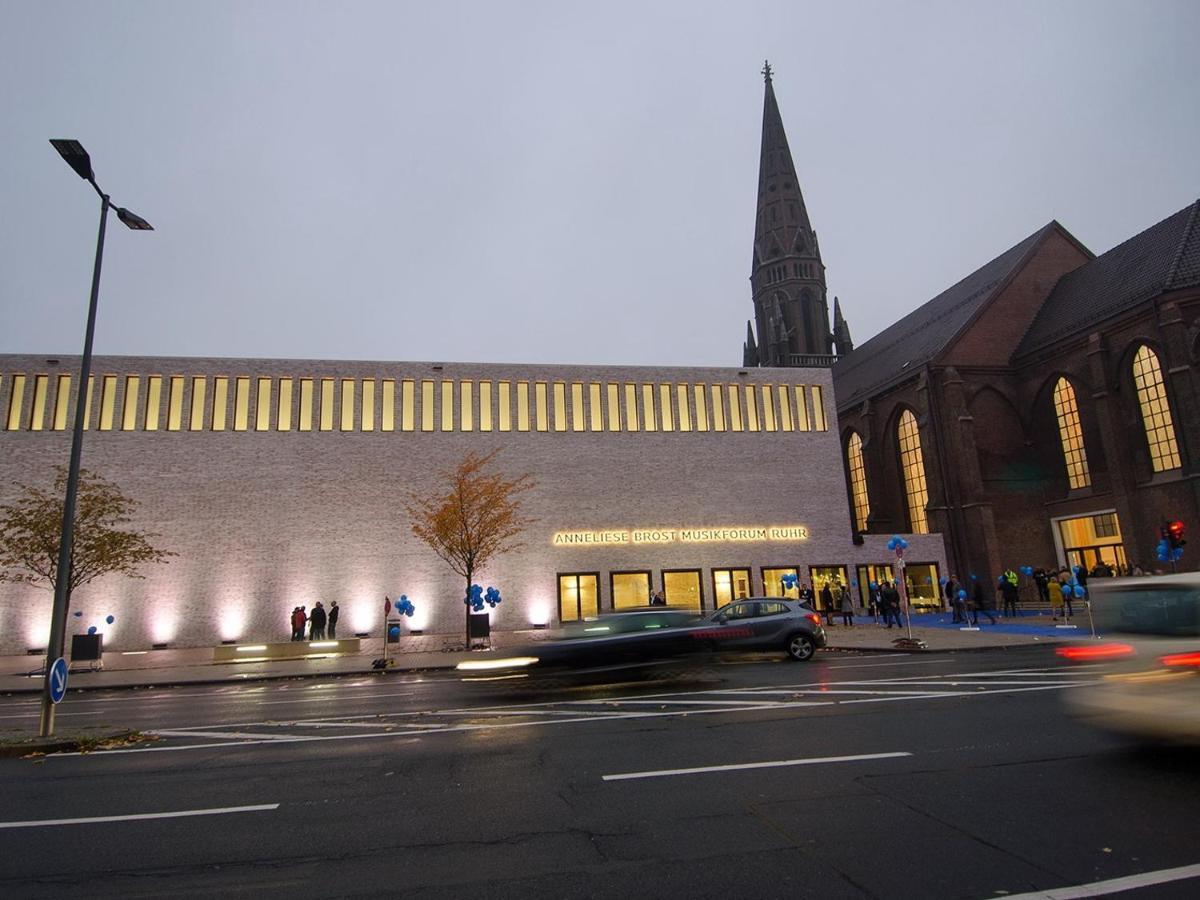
left=406, top=449, right=535, bottom=643
left=0, top=467, right=175, bottom=605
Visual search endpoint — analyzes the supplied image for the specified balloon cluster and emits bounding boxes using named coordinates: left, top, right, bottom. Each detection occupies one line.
left=780, top=573, right=798, bottom=589
left=1156, top=539, right=1184, bottom=563
left=394, top=595, right=416, bottom=617
left=1019, top=565, right=1035, bottom=577
left=72, top=611, right=115, bottom=635
left=886, top=535, right=909, bottom=552
left=1062, top=577, right=1087, bottom=599
left=465, top=585, right=503, bottom=612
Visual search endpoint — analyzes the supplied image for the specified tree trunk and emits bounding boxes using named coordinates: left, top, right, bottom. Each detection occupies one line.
left=464, top=571, right=472, bottom=646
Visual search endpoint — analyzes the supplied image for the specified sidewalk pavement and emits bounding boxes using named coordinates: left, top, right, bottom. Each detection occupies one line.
left=0, top=614, right=1090, bottom=695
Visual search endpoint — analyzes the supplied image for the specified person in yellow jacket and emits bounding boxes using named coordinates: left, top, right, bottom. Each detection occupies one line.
left=1048, top=575, right=1064, bottom=620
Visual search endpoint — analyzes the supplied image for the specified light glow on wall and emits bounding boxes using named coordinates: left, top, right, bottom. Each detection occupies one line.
left=149, top=608, right=179, bottom=645
left=349, top=598, right=378, bottom=635
left=407, top=598, right=431, bottom=632
left=528, top=601, right=551, bottom=627
left=218, top=604, right=247, bottom=641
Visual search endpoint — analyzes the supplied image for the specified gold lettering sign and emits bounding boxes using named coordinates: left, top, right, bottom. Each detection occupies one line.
left=551, top=526, right=809, bottom=546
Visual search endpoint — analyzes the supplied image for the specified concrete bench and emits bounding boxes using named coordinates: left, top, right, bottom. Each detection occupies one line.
left=212, top=638, right=361, bottom=663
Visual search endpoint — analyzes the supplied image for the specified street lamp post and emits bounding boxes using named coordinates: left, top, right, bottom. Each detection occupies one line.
left=39, top=140, right=152, bottom=738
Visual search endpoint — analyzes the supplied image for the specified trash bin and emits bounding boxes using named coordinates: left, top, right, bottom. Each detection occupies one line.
left=468, top=613, right=490, bottom=639
left=71, top=633, right=103, bottom=662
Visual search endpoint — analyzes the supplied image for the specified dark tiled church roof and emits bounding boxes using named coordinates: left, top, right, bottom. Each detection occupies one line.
left=832, top=223, right=1056, bottom=408
left=1014, top=200, right=1200, bottom=358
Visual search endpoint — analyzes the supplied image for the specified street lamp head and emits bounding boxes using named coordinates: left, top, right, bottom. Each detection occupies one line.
left=50, top=139, right=94, bottom=182
left=116, top=207, right=153, bottom=231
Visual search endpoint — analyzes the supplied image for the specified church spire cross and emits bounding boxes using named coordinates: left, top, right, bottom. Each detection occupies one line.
left=762, top=60, right=773, bottom=83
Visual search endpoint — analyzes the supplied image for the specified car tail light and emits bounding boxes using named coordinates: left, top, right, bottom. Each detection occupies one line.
left=1056, top=643, right=1134, bottom=661
left=1161, top=651, right=1200, bottom=668
left=805, top=613, right=821, bottom=626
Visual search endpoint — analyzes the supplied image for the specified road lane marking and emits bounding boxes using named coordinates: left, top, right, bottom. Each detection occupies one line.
left=602, top=751, right=912, bottom=781
left=996, top=861, right=1200, bottom=899
left=150, top=729, right=317, bottom=742
left=0, top=803, right=280, bottom=829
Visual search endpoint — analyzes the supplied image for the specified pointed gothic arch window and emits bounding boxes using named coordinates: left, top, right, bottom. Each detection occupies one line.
left=846, top=431, right=870, bottom=533
left=897, top=410, right=929, bottom=534
left=1052, top=377, right=1091, bottom=489
left=1132, top=345, right=1181, bottom=472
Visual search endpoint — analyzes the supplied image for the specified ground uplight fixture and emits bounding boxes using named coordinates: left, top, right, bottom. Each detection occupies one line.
left=39, top=139, right=154, bottom=739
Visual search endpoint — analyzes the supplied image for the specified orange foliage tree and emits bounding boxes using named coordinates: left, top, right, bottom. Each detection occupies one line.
left=405, top=450, right=534, bottom=643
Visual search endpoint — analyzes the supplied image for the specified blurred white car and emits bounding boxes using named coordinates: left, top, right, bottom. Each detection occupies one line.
left=1059, top=573, right=1200, bottom=743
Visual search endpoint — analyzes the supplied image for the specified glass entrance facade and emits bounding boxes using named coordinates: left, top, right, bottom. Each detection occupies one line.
left=712, top=568, right=752, bottom=609
left=810, top=565, right=849, bottom=612
left=855, top=564, right=894, bottom=607
left=902, top=562, right=941, bottom=608
left=662, top=569, right=702, bottom=610
left=558, top=573, right=599, bottom=623
left=1057, top=512, right=1126, bottom=574
left=611, top=571, right=652, bottom=609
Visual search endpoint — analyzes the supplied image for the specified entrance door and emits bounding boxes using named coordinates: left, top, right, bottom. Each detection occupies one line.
left=712, top=568, right=752, bottom=610
left=762, top=566, right=800, bottom=599
left=662, top=569, right=702, bottom=610
left=558, top=573, right=599, bottom=623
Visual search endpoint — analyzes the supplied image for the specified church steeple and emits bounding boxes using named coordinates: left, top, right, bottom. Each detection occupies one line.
left=743, top=320, right=759, bottom=367
left=833, top=296, right=853, bottom=355
left=745, top=61, right=835, bottom=366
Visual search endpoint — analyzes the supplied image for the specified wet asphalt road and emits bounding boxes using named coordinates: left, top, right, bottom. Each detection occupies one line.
left=0, top=645, right=1197, bottom=899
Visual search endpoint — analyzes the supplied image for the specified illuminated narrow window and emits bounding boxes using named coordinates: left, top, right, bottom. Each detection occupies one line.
left=811, top=385, right=828, bottom=431
left=299, top=378, right=314, bottom=431
left=846, top=431, right=870, bottom=532
left=742, top=385, right=758, bottom=431
left=234, top=377, right=250, bottom=431
left=897, top=410, right=929, bottom=534
left=83, top=376, right=94, bottom=431
left=380, top=380, right=394, bottom=431
left=460, top=381, right=472, bottom=432
left=99, top=375, right=118, bottom=430
left=727, top=384, right=743, bottom=431
left=30, top=374, right=49, bottom=431
left=320, top=379, right=336, bottom=432
left=401, top=380, right=415, bottom=431
left=571, top=383, right=584, bottom=431
left=167, top=376, right=184, bottom=431
left=342, top=379, right=356, bottom=431
left=641, top=384, right=656, bottom=431
left=659, top=384, right=674, bottom=431
left=258, top=378, right=273, bottom=431
left=278, top=379, right=294, bottom=431
left=120, top=376, right=138, bottom=431
left=6, top=374, right=25, bottom=430
left=676, top=384, right=692, bottom=432
left=607, top=383, right=620, bottom=431
left=694, top=384, right=709, bottom=431
left=498, top=382, right=512, bottom=431
left=211, top=377, right=229, bottom=431
left=760, top=385, right=776, bottom=431
left=1052, top=377, right=1090, bottom=489
left=534, top=382, right=548, bottom=432
left=589, top=383, right=603, bottom=431
left=552, top=382, right=567, bottom=432
left=421, top=380, right=434, bottom=432
left=143, top=376, right=161, bottom=431
left=189, top=377, right=206, bottom=431
left=361, top=380, right=375, bottom=432
left=710, top=384, right=726, bottom=431
left=54, top=374, right=73, bottom=431
left=1132, top=345, right=1182, bottom=472
left=777, top=385, right=793, bottom=431
left=794, top=385, right=811, bottom=431
left=441, top=380, right=453, bottom=432
left=624, top=384, right=639, bottom=431
left=517, top=382, right=531, bottom=432
left=478, top=381, right=492, bottom=431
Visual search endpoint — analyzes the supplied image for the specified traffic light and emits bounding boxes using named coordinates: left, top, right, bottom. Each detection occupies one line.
left=1167, top=520, right=1186, bottom=550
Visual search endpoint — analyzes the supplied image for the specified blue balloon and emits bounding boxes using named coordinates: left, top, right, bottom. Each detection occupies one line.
left=105, top=615, right=115, bottom=624
left=389, top=624, right=401, bottom=637
left=940, top=577, right=948, bottom=586
left=400, top=594, right=407, bottom=602
left=87, top=625, right=97, bottom=634
left=869, top=581, right=878, bottom=590
left=1073, top=585, right=1085, bottom=598
left=970, top=574, right=977, bottom=580
left=73, top=611, right=83, bottom=617
left=956, top=589, right=967, bottom=599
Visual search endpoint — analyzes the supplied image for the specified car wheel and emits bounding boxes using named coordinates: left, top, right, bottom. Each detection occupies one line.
left=786, top=633, right=816, bottom=661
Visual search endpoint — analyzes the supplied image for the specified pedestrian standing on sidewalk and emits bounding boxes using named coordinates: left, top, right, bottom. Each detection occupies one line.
left=1033, top=567, right=1050, bottom=606
left=820, top=582, right=834, bottom=626
left=1048, top=575, right=1064, bottom=620
left=798, top=583, right=815, bottom=607
left=294, top=606, right=308, bottom=641
left=972, top=576, right=998, bottom=625
left=328, top=601, right=339, bottom=639
left=838, top=583, right=854, bottom=626
left=1000, top=573, right=1019, bottom=618
left=310, top=602, right=327, bottom=640
left=945, top=575, right=961, bottom=622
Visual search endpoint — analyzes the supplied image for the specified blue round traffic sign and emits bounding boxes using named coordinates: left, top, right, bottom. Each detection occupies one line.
left=49, top=657, right=68, bottom=704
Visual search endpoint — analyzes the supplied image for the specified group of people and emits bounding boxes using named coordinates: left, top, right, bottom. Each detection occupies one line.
left=289, top=601, right=339, bottom=641
left=942, top=574, right=999, bottom=626
left=792, top=580, right=907, bottom=629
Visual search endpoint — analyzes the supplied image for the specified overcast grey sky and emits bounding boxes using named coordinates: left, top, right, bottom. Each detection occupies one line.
left=2, top=0, right=1197, bottom=368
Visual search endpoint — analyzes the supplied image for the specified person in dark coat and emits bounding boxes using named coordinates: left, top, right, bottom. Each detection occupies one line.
left=999, top=574, right=1020, bottom=618
left=309, top=602, right=327, bottom=640
left=819, top=583, right=834, bottom=625
left=327, top=601, right=339, bottom=639
left=972, top=577, right=997, bottom=625
left=1033, top=568, right=1050, bottom=606
left=944, top=575, right=961, bottom=622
